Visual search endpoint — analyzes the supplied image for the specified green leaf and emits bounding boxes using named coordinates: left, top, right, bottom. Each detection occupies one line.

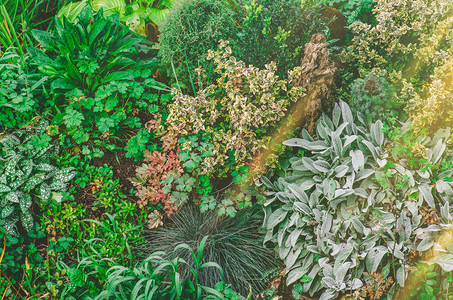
left=97, top=117, right=115, bottom=133
left=21, top=210, right=34, bottom=232
left=63, top=107, right=85, bottom=128
left=183, top=160, right=197, bottom=172
left=40, top=183, right=51, bottom=202
left=6, top=192, right=19, bottom=203
left=266, top=208, right=287, bottom=230
left=19, top=194, right=32, bottom=212
left=1, top=206, right=14, bottom=218
left=23, top=176, right=43, bottom=191
left=0, top=184, right=11, bottom=193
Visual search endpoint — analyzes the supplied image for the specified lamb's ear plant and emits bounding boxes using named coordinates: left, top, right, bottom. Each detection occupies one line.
left=261, top=100, right=453, bottom=299
left=0, top=119, right=76, bottom=236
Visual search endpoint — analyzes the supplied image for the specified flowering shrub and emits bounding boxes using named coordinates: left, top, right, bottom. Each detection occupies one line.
left=166, top=40, right=305, bottom=178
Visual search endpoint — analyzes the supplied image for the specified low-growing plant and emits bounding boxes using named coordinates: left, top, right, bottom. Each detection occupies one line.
left=349, top=71, right=400, bottom=122
left=0, top=51, right=48, bottom=131
left=261, top=100, right=453, bottom=299
left=141, top=204, right=280, bottom=295
left=29, top=6, right=157, bottom=96
left=96, top=235, right=244, bottom=299
left=0, top=119, right=76, bottom=236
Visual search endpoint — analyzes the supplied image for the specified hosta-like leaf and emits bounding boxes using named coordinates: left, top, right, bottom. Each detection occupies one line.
left=350, top=150, right=365, bottom=172
left=284, top=138, right=310, bottom=148
left=419, top=185, right=435, bottom=208
left=266, top=208, right=288, bottom=230
left=20, top=194, right=32, bottom=212
left=436, top=253, right=453, bottom=272
left=36, top=163, right=57, bottom=172
left=417, top=236, right=434, bottom=252
left=53, top=169, right=77, bottom=182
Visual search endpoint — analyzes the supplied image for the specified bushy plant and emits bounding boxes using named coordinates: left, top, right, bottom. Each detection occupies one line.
left=28, top=6, right=171, bottom=157
left=141, top=204, right=280, bottom=295
left=325, top=0, right=375, bottom=24
left=261, top=101, right=453, bottom=299
left=167, top=41, right=304, bottom=178
left=29, top=6, right=156, bottom=96
left=349, top=71, right=400, bottom=121
left=235, top=0, right=329, bottom=78
left=0, top=52, right=48, bottom=131
left=0, top=119, right=76, bottom=236
left=343, top=0, right=453, bottom=100
left=131, top=131, right=186, bottom=217
left=408, top=51, right=453, bottom=137
left=158, top=0, right=237, bottom=89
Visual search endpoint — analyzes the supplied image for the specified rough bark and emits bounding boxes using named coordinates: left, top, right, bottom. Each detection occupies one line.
left=292, top=33, right=337, bottom=134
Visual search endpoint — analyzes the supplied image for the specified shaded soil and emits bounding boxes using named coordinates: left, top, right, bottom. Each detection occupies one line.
left=90, top=149, right=141, bottom=200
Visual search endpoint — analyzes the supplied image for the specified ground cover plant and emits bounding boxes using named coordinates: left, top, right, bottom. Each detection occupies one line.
left=2, top=0, right=453, bottom=299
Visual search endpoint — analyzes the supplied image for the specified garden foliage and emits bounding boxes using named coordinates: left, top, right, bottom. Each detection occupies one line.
left=236, top=0, right=329, bottom=78
left=0, top=120, right=76, bottom=236
left=2, top=0, right=453, bottom=298
left=262, top=101, right=453, bottom=298
left=142, top=204, right=279, bottom=295
left=158, top=0, right=237, bottom=88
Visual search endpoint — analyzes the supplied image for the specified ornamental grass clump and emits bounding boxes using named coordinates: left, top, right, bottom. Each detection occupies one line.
left=141, top=204, right=280, bottom=296
left=262, top=100, right=453, bottom=299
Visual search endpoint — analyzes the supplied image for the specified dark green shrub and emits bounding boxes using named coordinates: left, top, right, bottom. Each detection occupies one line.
left=158, top=0, right=237, bottom=90
left=349, top=71, right=400, bottom=121
left=234, top=0, right=329, bottom=78
left=141, top=204, right=280, bottom=295
left=29, top=6, right=157, bottom=96
left=325, top=0, right=375, bottom=24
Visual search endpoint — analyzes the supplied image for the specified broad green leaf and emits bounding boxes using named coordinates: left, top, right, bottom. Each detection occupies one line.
left=0, top=184, right=11, bottom=193
left=1, top=205, right=14, bottom=218
left=6, top=191, right=19, bottom=203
